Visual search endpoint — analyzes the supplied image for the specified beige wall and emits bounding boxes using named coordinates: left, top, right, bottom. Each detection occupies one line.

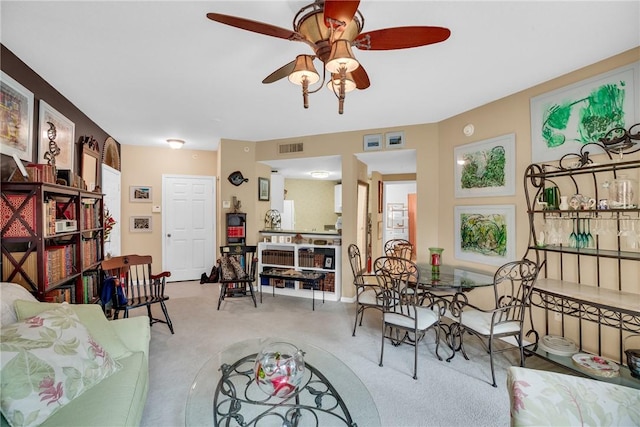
left=120, top=48, right=639, bottom=330
left=284, top=179, right=339, bottom=231
left=120, top=145, right=217, bottom=271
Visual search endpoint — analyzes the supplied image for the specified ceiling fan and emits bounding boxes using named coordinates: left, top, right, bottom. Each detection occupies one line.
left=207, top=0, right=450, bottom=114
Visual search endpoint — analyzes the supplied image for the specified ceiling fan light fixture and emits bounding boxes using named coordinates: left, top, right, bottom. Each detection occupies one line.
left=325, top=40, right=359, bottom=73
left=327, top=72, right=356, bottom=93
left=288, top=55, right=320, bottom=85
left=167, top=138, right=185, bottom=149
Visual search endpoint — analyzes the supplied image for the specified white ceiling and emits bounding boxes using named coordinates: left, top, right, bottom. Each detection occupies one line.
left=2, top=1, right=639, bottom=179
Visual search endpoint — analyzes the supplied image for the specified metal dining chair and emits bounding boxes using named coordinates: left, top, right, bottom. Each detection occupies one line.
left=454, top=259, right=540, bottom=387
left=375, top=256, right=447, bottom=380
left=347, top=244, right=383, bottom=336
left=383, top=239, right=414, bottom=260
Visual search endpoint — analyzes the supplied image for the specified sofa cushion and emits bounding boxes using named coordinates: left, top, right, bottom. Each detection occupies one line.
left=0, top=283, right=37, bottom=327
left=14, top=300, right=131, bottom=360
left=0, top=304, right=121, bottom=427
left=507, top=366, right=640, bottom=426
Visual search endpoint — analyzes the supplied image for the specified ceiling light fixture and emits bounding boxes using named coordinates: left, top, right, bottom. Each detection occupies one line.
left=167, top=139, right=185, bottom=149
left=310, top=171, right=330, bottom=179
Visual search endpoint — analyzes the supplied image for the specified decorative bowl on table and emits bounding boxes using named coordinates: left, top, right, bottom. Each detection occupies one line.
left=254, top=342, right=305, bottom=398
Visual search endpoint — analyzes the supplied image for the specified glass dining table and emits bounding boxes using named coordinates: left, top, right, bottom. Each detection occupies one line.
left=414, top=264, right=495, bottom=361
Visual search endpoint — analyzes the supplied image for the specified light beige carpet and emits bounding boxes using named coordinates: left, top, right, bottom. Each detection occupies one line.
left=138, top=280, right=563, bottom=427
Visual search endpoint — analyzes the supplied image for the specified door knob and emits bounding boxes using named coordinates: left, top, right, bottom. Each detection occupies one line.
left=167, top=234, right=171, bottom=237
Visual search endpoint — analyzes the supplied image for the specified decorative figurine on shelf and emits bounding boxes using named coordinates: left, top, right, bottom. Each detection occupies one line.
left=43, top=121, right=61, bottom=176
left=429, top=247, right=443, bottom=278
left=254, top=342, right=305, bottom=398
left=232, top=196, right=242, bottom=213
left=264, top=209, right=281, bottom=230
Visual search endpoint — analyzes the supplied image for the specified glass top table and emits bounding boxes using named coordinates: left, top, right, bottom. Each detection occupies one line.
left=415, top=264, right=495, bottom=291
left=186, top=337, right=380, bottom=426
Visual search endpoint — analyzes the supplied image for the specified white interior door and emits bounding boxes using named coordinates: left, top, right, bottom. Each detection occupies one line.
left=101, top=164, right=121, bottom=257
left=162, top=175, right=216, bottom=282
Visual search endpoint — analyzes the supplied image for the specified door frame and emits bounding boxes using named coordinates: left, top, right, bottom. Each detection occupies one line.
left=161, top=174, right=217, bottom=280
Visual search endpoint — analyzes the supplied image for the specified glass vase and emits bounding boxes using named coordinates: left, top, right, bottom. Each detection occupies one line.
left=428, top=247, right=444, bottom=278
left=254, top=342, right=305, bottom=398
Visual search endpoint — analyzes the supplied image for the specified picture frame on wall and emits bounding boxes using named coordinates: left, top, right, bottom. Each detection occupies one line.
left=385, top=131, right=405, bottom=149
left=1, top=72, right=34, bottom=161
left=129, top=186, right=152, bottom=202
left=130, top=216, right=152, bottom=233
left=38, top=100, right=75, bottom=171
left=530, top=61, right=640, bottom=163
left=363, top=134, right=382, bottom=151
left=258, top=177, right=270, bottom=201
left=454, top=204, right=516, bottom=266
left=454, top=133, right=516, bottom=198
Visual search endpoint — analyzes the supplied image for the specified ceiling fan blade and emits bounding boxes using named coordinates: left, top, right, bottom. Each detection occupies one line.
left=354, top=26, right=451, bottom=50
left=323, top=0, right=360, bottom=27
left=352, top=65, right=370, bottom=90
left=206, top=13, right=301, bottom=41
left=262, top=60, right=297, bottom=84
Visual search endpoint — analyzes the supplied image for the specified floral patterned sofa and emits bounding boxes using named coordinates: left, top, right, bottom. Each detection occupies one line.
left=507, top=366, right=640, bottom=426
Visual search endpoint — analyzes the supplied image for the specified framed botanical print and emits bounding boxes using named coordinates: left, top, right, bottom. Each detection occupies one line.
left=454, top=133, right=516, bottom=198
left=454, top=204, right=516, bottom=266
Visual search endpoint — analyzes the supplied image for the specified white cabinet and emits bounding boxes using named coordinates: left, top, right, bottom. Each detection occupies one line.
left=334, top=184, right=342, bottom=213
left=258, top=242, right=341, bottom=301
left=270, top=173, right=285, bottom=213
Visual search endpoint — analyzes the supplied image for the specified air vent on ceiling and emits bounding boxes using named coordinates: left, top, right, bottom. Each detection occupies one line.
left=278, top=142, right=304, bottom=154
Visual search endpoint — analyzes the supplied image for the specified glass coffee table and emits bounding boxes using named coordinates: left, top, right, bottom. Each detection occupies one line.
left=186, top=337, right=380, bottom=426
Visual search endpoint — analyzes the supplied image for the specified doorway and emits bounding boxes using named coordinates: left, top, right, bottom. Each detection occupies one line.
left=162, top=175, right=216, bottom=282
left=382, top=181, right=417, bottom=255
left=101, top=164, right=121, bottom=257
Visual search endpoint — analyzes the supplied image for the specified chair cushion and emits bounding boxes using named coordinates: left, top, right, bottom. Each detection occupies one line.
left=220, top=255, right=247, bottom=281
left=358, top=288, right=383, bottom=306
left=0, top=304, right=121, bottom=427
left=460, top=308, right=520, bottom=335
left=385, top=306, right=438, bottom=330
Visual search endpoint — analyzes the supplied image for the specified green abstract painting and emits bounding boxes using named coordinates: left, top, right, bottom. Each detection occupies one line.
left=530, top=62, right=639, bottom=163
left=454, top=205, right=515, bottom=266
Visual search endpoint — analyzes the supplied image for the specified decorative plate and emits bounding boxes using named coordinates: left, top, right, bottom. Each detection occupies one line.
left=539, top=335, right=578, bottom=357
left=571, top=353, right=620, bottom=377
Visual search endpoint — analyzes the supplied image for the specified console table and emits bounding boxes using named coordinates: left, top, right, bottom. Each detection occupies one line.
left=259, top=270, right=326, bottom=310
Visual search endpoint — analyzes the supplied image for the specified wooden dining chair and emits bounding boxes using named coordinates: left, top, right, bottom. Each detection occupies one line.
left=217, top=245, right=258, bottom=310
left=101, top=254, right=174, bottom=334
left=348, top=244, right=384, bottom=336
left=455, top=259, right=539, bottom=387
left=375, top=256, right=447, bottom=380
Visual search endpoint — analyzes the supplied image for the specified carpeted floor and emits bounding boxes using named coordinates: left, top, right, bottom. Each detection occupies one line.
left=138, top=280, right=558, bottom=427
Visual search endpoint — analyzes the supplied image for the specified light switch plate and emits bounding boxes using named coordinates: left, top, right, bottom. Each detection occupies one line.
left=222, top=201, right=231, bottom=208
left=152, top=205, right=161, bottom=213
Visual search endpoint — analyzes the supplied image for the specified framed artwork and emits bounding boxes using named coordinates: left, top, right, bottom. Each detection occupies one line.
left=454, top=133, right=516, bottom=198
left=258, top=177, right=270, bottom=201
left=363, top=134, right=382, bottom=151
left=130, top=186, right=152, bottom=202
left=130, top=216, right=152, bottom=233
left=324, top=255, right=334, bottom=269
left=454, top=204, right=516, bottom=266
left=385, top=131, right=405, bottom=149
left=386, top=203, right=405, bottom=230
left=38, top=100, right=75, bottom=170
left=1, top=72, right=34, bottom=161
left=530, top=61, right=640, bottom=163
